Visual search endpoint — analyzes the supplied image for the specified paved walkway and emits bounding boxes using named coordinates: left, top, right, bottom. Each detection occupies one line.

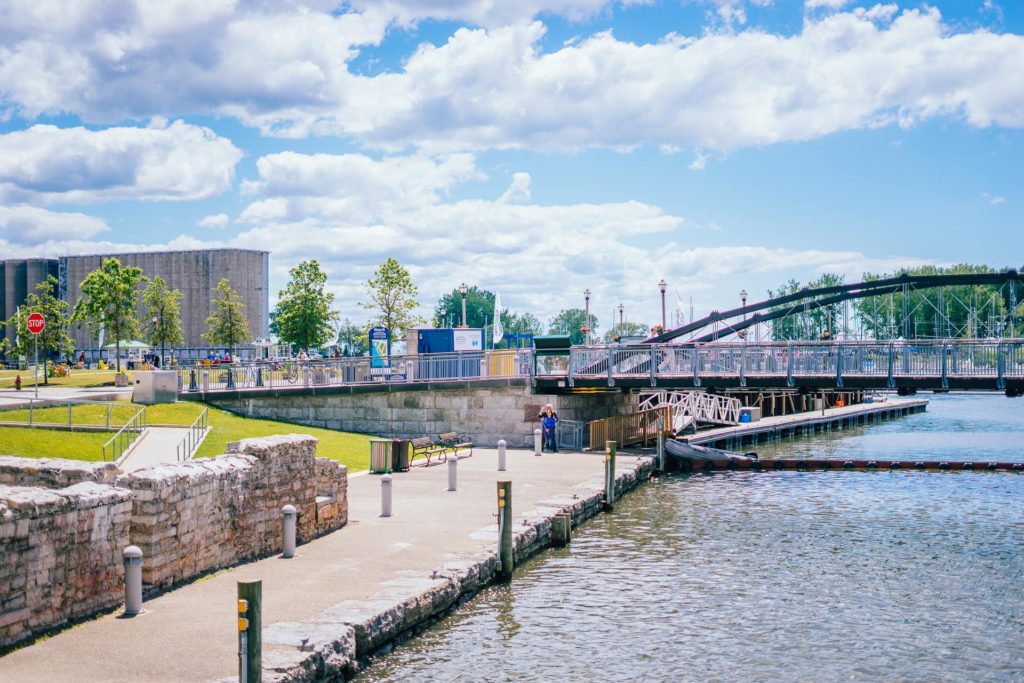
left=119, top=426, right=201, bottom=472
left=0, top=448, right=638, bottom=682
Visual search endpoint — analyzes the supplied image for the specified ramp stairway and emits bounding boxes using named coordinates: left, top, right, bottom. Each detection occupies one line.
left=637, top=390, right=741, bottom=434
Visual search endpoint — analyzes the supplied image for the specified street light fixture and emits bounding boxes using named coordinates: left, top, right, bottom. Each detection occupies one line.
left=658, top=279, right=667, bottom=331
left=618, top=303, right=624, bottom=327
left=458, top=282, right=468, bottom=328
left=583, top=288, right=591, bottom=345
left=739, top=288, right=748, bottom=341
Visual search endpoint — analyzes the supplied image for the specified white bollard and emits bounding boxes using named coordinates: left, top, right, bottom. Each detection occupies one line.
left=282, top=504, right=297, bottom=558
left=381, top=474, right=393, bottom=517
left=123, top=545, right=143, bottom=616
left=497, top=439, right=507, bottom=471
left=448, top=452, right=458, bottom=491
left=534, top=428, right=542, bottom=456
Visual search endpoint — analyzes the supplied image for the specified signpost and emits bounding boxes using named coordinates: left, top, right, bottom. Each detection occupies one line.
left=26, top=313, right=45, bottom=398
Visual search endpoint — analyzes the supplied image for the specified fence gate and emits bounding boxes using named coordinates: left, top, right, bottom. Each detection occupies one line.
left=557, top=420, right=584, bottom=451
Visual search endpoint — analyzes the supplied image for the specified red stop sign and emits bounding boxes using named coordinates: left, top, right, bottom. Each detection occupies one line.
left=26, top=312, right=45, bottom=335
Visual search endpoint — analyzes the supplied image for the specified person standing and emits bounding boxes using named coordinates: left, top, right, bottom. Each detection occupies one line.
left=538, top=403, right=559, bottom=452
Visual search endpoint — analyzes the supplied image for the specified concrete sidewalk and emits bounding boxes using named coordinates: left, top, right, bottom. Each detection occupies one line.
left=119, top=426, right=201, bottom=472
left=0, top=448, right=641, bottom=682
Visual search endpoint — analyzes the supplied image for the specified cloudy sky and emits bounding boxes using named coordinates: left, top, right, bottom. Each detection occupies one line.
left=1, top=0, right=1020, bottom=332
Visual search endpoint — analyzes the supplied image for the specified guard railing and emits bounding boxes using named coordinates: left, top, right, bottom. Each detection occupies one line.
left=102, top=406, right=147, bottom=462
left=176, top=407, right=209, bottom=461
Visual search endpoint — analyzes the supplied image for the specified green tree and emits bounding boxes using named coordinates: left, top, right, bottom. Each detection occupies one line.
left=1, top=276, right=74, bottom=383
left=202, top=278, right=249, bottom=351
left=273, top=260, right=339, bottom=352
left=434, top=286, right=495, bottom=328
left=362, top=258, right=423, bottom=338
left=505, top=312, right=543, bottom=336
left=602, top=320, right=648, bottom=343
left=548, top=308, right=598, bottom=345
left=72, top=257, right=144, bottom=373
left=142, top=276, right=184, bottom=364
left=767, top=273, right=844, bottom=340
left=336, top=318, right=369, bottom=356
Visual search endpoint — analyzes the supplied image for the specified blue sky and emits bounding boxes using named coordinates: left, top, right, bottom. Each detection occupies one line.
left=0, top=0, right=1021, bottom=334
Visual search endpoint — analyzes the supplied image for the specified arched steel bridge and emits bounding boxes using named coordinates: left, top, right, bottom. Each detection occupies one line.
left=647, top=270, right=1023, bottom=344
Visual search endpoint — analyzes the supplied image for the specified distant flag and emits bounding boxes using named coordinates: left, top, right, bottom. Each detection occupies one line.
left=493, top=292, right=504, bottom=345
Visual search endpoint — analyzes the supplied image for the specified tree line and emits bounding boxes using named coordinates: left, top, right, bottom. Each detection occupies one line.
left=767, top=265, right=1023, bottom=341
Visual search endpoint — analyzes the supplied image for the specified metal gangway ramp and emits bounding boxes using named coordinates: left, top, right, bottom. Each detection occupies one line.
left=637, top=390, right=741, bottom=434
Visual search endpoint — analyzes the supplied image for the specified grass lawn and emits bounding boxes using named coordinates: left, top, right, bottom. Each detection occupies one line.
left=0, top=369, right=117, bottom=389
left=0, top=427, right=111, bottom=461
left=0, top=400, right=372, bottom=470
left=147, top=402, right=372, bottom=470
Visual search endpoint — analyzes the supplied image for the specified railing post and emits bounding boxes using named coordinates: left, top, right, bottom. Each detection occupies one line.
left=693, top=346, right=701, bottom=387
left=29, top=400, right=33, bottom=425
left=835, top=343, right=844, bottom=388
left=68, top=400, right=73, bottom=427
left=739, top=345, right=747, bottom=387
left=567, top=350, right=575, bottom=388
left=607, top=347, right=614, bottom=387
left=202, top=369, right=210, bottom=392
left=786, top=342, right=794, bottom=387
left=887, top=342, right=896, bottom=388
left=941, top=342, right=948, bottom=389
left=997, top=343, right=1006, bottom=390
left=650, top=346, right=657, bottom=387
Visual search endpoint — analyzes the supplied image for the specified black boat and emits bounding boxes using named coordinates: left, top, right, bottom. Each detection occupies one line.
left=664, top=439, right=758, bottom=463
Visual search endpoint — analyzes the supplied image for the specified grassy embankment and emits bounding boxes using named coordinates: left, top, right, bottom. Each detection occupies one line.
left=0, top=401, right=371, bottom=470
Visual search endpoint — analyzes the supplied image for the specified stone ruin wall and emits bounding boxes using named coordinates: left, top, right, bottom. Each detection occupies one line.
left=0, top=435, right=347, bottom=650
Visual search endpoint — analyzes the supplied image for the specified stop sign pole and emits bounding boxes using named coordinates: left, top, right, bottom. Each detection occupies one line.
left=26, top=313, right=45, bottom=397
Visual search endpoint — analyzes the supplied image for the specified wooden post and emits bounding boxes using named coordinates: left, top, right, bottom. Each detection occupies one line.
left=497, top=481, right=513, bottom=579
left=237, top=580, right=261, bottom=682
left=551, top=512, right=572, bottom=547
left=604, top=440, right=617, bottom=511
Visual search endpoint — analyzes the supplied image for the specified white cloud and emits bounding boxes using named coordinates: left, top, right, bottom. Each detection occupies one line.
left=498, top=172, right=532, bottom=203
left=197, top=213, right=230, bottom=229
left=689, top=150, right=710, bottom=170
left=2, top=5, right=1021, bottom=152
left=982, top=192, right=1005, bottom=205
left=0, top=205, right=109, bottom=245
left=805, top=0, right=850, bottom=9
left=0, top=121, right=242, bottom=203
left=230, top=150, right=931, bottom=325
left=344, top=0, right=651, bottom=27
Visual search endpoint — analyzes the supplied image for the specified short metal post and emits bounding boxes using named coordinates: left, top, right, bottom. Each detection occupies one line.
left=255, top=367, right=264, bottom=387
left=497, top=439, right=507, bottom=471
left=480, top=358, right=487, bottom=378
left=281, top=505, right=297, bottom=558
left=381, top=474, right=393, bottom=517
left=225, top=367, right=235, bottom=389
left=497, top=481, right=513, bottom=579
left=604, top=440, right=617, bottom=511
left=237, top=581, right=261, bottom=683
left=447, top=451, right=458, bottom=491
left=123, top=546, right=143, bottom=616
left=534, top=428, right=542, bottom=456
left=202, top=369, right=210, bottom=392
left=68, top=400, right=73, bottom=427
left=189, top=368, right=198, bottom=392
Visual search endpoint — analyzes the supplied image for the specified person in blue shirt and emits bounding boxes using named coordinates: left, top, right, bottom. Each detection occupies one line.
left=538, top=403, right=559, bottom=452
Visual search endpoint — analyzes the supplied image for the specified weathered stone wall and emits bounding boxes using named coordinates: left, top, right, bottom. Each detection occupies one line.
left=0, top=435, right=348, bottom=649
left=0, top=482, right=132, bottom=649
left=212, top=385, right=633, bottom=448
left=120, top=435, right=347, bottom=588
left=0, top=456, right=121, bottom=488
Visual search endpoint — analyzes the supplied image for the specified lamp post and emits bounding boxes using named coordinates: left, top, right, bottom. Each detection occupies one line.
left=739, top=288, right=748, bottom=342
left=459, top=283, right=468, bottom=328
left=658, top=279, right=667, bottom=332
left=618, top=302, right=624, bottom=331
left=583, top=289, right=591, bottom=345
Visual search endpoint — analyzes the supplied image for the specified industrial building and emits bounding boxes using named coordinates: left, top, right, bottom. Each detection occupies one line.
left=0, top=249, right=268, bottom=353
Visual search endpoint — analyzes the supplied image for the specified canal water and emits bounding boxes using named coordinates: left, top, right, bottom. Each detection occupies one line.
left=358, top=394, right=1024, bottom=682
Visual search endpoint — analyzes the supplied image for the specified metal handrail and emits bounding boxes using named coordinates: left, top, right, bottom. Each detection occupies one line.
left=176, top=407, right=209, bottom=461
left=102, top=406, right=148, bottom=462
left=0, top=398, right=130, bottom=429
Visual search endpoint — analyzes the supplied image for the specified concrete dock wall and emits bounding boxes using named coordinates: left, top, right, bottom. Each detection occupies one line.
left=210, top=384, right=634, bottom=448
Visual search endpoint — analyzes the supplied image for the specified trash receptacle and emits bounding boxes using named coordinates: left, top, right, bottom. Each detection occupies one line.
left=392, top=439, right=410, bottom=472
left=370, top=438, right=393, bottom=473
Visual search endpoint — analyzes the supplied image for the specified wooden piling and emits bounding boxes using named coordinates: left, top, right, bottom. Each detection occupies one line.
left=237, top=580, right=261, bottom=683
left=497, top=481, right=513, bottom=579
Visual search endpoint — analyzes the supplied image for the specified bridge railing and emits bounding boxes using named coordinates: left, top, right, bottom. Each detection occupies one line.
left=567, top=339, right=1024, bottom=387
left=177, top=349, right=533, bottom=393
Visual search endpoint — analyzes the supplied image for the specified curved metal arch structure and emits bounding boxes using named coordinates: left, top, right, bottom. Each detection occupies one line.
left=647, top=270, right=1023, bottom=344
